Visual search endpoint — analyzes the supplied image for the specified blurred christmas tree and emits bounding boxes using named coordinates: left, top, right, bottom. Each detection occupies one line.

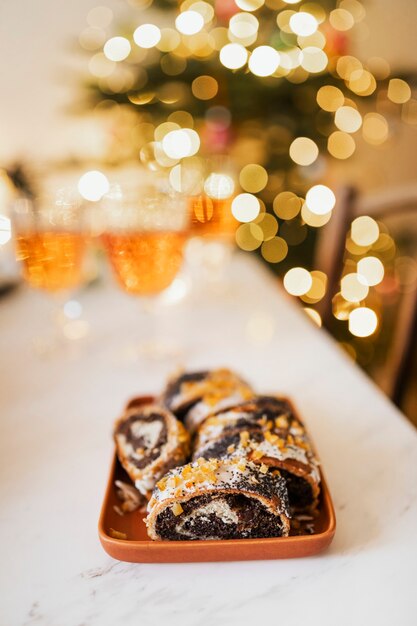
left=77, top=0, right=415, bottom=367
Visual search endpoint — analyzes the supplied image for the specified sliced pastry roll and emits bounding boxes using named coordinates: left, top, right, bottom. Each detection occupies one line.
left=145, top=457, right=290, bottom=541
left=160, top=368, right=254, bottom=433
left=193, top=396, right=321, bottom=512
left=193, top=396, right=292, bottom=459
left=114, top=404, right=190, bottom=497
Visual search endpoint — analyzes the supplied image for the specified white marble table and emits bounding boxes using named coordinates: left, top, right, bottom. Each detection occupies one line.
left=1, top=252, right=417, bottom=626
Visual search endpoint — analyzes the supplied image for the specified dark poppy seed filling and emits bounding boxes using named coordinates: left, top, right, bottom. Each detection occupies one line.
left=196, top=432, right=314, bottom=510
left=161, top=371, right=209, bottom=419
left=279, top=470, right=314, bottom=509
left=115, top=413, right=168, bottom=469
left=154, top=493, right=285, bottom=541
left=214, top=396, right=293, bottom=423
left=197, top=433, right=244, bottom=460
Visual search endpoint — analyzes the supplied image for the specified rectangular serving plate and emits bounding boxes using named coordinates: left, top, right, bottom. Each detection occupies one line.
left=98, top=396, right=336, bottom=563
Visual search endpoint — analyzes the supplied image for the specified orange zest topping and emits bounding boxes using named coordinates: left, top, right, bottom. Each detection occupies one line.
left=252, top=449, right=265, bottom=460
left=172, top=502, right=183, bottom=516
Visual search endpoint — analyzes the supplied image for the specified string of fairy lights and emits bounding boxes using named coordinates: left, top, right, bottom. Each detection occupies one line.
left=78, top=0, right=415, bottom=349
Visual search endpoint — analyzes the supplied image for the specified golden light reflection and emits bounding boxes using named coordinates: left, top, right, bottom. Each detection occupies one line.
left=387, top=78, right=411, bottom=104
left=341, top=272, right=369, bottom=302
left=305, top=184, right=335, bottom=215
left=261, top=237, right=288, bottom=263
left=204, top=173, right=235, bottom=199
left=254, top=212, right=277, bottom=238
left=248, top=46, right=280, bottom=77
left=349, top=307, right=378, bottom=337
left=301, top=203, right=332, bottom=227
left=103, top=36, right=131, bottom=61
left=301, top=270, right=327, bottom=302
left=231, top=193, right=261, bottom=222
left=273, top=191, right=302, bottom=219
left=332, top=292, right=359, bottom=320
left=300, top=47, right=328, bottom=73
left=164, top=128, right=200, bottom=158
left=239, top=164, right=268, bottom=193
left=289, top=137, right=319, bottom=165
left=229, top=12, right=259, bottom=40
left=176, top=10, right=204, bottom=35
left=303, top=307, right=322, bottom=326
left=283, top=267, right=312, bottom=296
left=219, top=43, right=248, bottom=69
left=316, top=85, right=345, bottom=112
left=348, top=69, right=376, bottom=96
left=351, top=216, right=379, bottom=246
left=357, top=256, right=384, bottom=286
left=236, top=0, right=265, bottom=10
left=329, top=8, right=355, bottom=31
left=334, top=106, right=362, bottom=133
left=327, top=131, right=356, bottom=159
left=289, top=12, right=318, bottom=36
left=133, top=24, right=161, bottom=48
left=235, top=223, right=263, bottom=250
left=157, top=28, right=181, bottom=52
left=192, top=75, right=218, bottom=99
left=78, top=170, right=109, bottom=201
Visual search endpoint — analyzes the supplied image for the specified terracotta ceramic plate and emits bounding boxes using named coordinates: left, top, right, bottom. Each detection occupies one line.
left=98, top=396, right=336, bottom=563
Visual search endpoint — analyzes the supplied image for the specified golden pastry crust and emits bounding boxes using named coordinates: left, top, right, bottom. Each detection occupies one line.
left=114, top=404, right=190, bottom=498
left=146, top=457, right=290, bottom=540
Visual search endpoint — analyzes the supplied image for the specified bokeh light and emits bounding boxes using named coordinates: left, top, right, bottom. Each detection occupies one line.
left=219, top=43, right=248, bottom=69
left=239, top=164, right=268, bottom=192
left=133, top=24, right=161, bottom=48
left=335, top=106, right=362, bottom=133
left=362, top=113, right=389, bottom=145
left=261, top=237, right=288, bottom=263
left=162, top=129, right=200, bottom=158
left=349, top=307, right=378, bottom=337
left=78, top=170, right=109, bottom=201
left=289, top=137, right=319, bottom=165
left=300, top=47, right=327, bottom=73
left=231, top=193, right=261, bottom=222
left=204, top=173, right=235, bottom=199
left=283, top=267, right=312, bottom=296
left=192, top=75, right=218, bottom=99
left=357, top=256, right=385, bottom=286
left=289, top=12, right=318, bottom=36
left=176, top=10, right=204, bottom=35
left=235, top=223, right=263, bottom=250
left=303, top=307, right=322, bottom=326
left=305, top=184, right=335, bottom=215
left=341, top=272, right=369, bottom=302
left=327, top=131, right=356, bottom=159
left=316, top=85, right=344, bottom=111
left=387, top=78, right=411, bottom=104
left=103, top=37, right=131, bottom=61
left=351, top=216, right=379, bottom=246
left=273, top=191, right=302, bottom=219
left=329, top=8, right=355, bottom=31
left=248, top=46, right=280, bottom=77
left=235, top=0, right=265, bottom=10
left=230, top=12, right=259, bottom=40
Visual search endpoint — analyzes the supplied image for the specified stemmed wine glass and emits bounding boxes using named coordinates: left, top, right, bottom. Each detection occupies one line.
left=101, top=183, right=189, bottom=360
left=12, top=188, right=87, bottom=355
